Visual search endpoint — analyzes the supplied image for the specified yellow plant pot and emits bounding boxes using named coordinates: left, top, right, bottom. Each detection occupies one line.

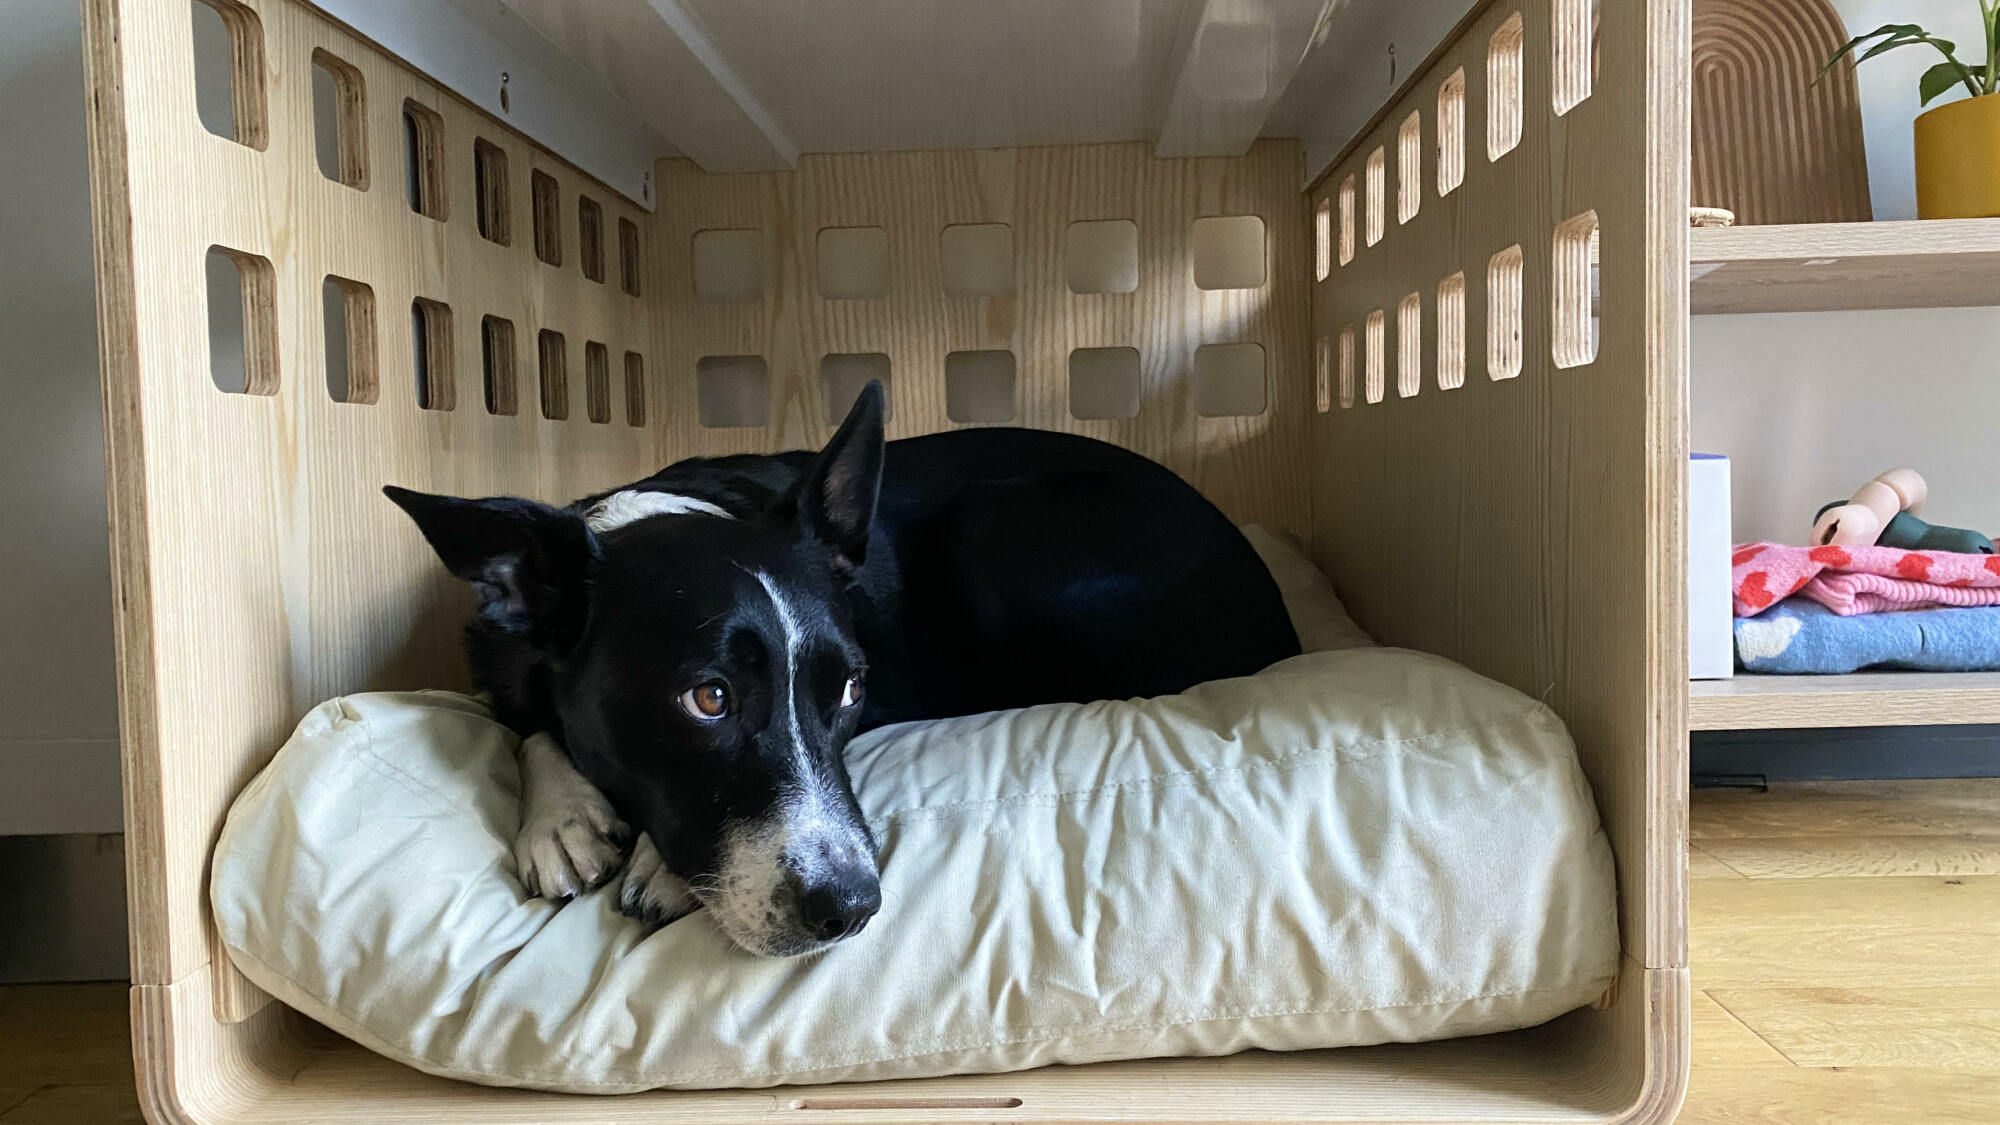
left=1915, top=94, right=2000, bottom=219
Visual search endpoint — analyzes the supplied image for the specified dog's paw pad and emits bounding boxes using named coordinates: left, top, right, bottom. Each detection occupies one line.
left=619, top=834, right=695, bottom=929
left=513, top=804, right=627, bottom=900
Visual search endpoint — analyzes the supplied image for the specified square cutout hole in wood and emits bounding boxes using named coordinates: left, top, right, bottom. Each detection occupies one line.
left=1396, top=293, right=1422, bottom=398
left=1315, top=335, right=1332, bottom=413
left=578, top=196, right=606, bottom=284
left=1338, top=325, right=1356, bottom=409
left=473, top=139, right=511, bottom=246
left=693, top=229, right=763, bottom=304
left=818, top=227, right=891, bottom=300
left=1437, top=272, right=1467, bottom=390
left=1488, top=13, right=1524, bottom=161
left=1364, top=148, right=1385, bottom=247
left=698, top=355, right=770, bottom=428
left=1437, top=68, right=1466, bottom=196
left=204, top=246, right=277, bottom=395
left=945, top=350, right=1016, bottom=423
left=940, top=224, right=1014, bottom=297
left=619, top=218, right=643, bottom=296
left=623, top=351, right=646, bottom=426
left=531, top=171, right=562, bottom=266
left=401, top=99, right=447, bottom=220
left=1364, top=310, right=1385, bottom=404
left=1488, top=244, right=1524, bottom=380
left=480, top=315, right=517, bottom=416
left=820, top=353, right=892, bottom=424
left=1314, top=198, right=1332, bottom=281
left=410, top=298, right=455, bottom=410
left=1553, top=211, right=1600, bottom=368
left=1065, top=220, right=1139, bottom=294
left=1068, top=346, right=1141, bottom=419
left=537, top=328, right=568, bottom=419
left=1193, top=342, right=1266, bottom=416
left=1553, top=0, right=1598, bottom=115
left=190, top=0, right=268, bottom=149
left=1337, top=176, right=1356, bottom=265
left=321, top=275, right=377, bottom=404
left=1397, top=112, right=1422, bottom=225
left=1191, top=216, right=1266, bottom=290
left=310, top=49, right=365, bottom=187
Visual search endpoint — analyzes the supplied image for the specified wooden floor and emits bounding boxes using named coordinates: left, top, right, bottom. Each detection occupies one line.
left=0, top=779, right=1994, bottom=1123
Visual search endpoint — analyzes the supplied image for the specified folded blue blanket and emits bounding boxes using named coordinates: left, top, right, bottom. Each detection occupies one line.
left=1735, top=599, right=2000, bottom=674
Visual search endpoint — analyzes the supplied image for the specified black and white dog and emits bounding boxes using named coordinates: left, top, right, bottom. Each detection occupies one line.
left=387, top=383, right=1298, bottom=956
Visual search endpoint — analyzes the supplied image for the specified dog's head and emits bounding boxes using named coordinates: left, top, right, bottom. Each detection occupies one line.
left=387, top=386, right=888, bottom=957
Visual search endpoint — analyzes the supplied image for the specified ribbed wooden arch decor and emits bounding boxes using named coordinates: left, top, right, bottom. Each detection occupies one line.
left=1691, top=0, right=1872, bottom=224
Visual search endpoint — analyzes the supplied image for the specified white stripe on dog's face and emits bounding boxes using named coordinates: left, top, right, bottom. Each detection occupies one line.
left=696, top=570, right=876, bottom=956
left=584, top=489, right=734, bottom=533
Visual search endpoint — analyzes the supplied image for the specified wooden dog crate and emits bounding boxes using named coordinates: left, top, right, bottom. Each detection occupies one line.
left=83, top=0, right=1689, bottom=1120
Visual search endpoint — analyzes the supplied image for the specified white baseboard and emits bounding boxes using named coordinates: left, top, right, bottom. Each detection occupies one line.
left=0, top=740, right=122, bottom=836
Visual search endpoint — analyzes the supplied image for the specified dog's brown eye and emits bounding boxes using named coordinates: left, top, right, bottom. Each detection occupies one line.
left=840, top=674, right=864, bottom=709
left=680, top=681, right=730, bottom=720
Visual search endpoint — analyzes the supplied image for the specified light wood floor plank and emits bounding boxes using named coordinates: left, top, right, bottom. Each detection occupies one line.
left=1687, top=844, right=1748, bottom=881
left=0, top=1085, right=146, bottom=1125
left=1692, top=875, right=2000, bottom=990
left=0, top=1092, right=34, bottom=1119
left=1678, top=1064, right=2000, bottom=1125
left=1692, top=779, right=2000, bottom=840
left=1697, top=835, right=2000, bottom=878
left=1709, top=987, right=2000, bottom=1072
left=1691, top=991, right=1791, bottom=1068
left=0, top=985, right=132, bottom=1089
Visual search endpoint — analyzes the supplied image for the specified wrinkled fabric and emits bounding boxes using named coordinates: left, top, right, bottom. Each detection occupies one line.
left=212, top=646, right=1617, bottom=1093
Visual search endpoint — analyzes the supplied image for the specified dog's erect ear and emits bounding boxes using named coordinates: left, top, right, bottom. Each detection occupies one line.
left=799, top=381, right=885, bottom=573
left=383, top=486, right=598, bottom=651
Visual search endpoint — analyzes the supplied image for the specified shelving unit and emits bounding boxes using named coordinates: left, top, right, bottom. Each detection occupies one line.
left=1691, top=219, right=2000, bottom=314
left=1690, top=672, right=2000, bottom=731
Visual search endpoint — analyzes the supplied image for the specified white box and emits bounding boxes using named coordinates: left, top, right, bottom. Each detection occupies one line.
left=1688, top=454, right=1734, bottom=679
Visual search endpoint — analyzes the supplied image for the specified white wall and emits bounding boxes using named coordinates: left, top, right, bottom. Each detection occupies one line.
left=1693, top=0, right=2000, bottom=547
left=0, top=2, right=122, bottom=835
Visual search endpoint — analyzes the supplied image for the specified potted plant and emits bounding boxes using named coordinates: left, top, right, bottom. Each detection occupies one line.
left=1824, top=8, right=2000, bottom=218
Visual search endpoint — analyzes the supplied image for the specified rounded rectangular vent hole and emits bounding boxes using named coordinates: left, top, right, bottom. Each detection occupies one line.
left=939, top=223, right=1014, bottom=297
left=1364, top=310, right=1385, bottom=404
left=480, top=316, right=517, bottom=415
left=1487, top=244, right=1525, bottom=381
left=1337, top=176, right=1356, bottom=265
left=584, top=341, right=612, bottom=424
left=1193, top=342, right=1266, bottom=416
left=1437, top=68, right=1466, bottom=196
left=473, top=139, right=511, bottom=246
left=1065, top=220, right=1139, bottom=294
left=401, top=99, right=447, bottom=220
left=190, top=0, right=268, bottom=149
left=321, top=275, right=377, bottom=404
left=578, top=196, right=606, bottom=284
left=619, top=218, right=643, bottom=296
left=1553, top=0, right=1598, bottom=115
left=1338, top=325, right=1356, bottom=409
left=945, top=349, right=1017, bottom=423
left=310, top=50, right=366, bottom=188
left=1068, top=346, right=1141, bottom=419
left=536, top=329, right=568, bottom=420
left=697, top=355, right=771, bottom=428
left=1397, top=112, right=1423, bottom=225
left=531, top=171, right=563, bottom=267
left=817, top=227, right=891, bottom=300
left=1396, top=293, right=1422, bottom=398
left=1437, top=272, right=1467, bottom=390
left=410, top=299, right=455, bottom=410
left=204, top=246, right=277, bottom=395
left=692, top=229, right=764, bottom=304
left=1314, top=335, right=1332, bottom=413
left=820, top=353, right=892, bottom=424
left=623, top=352, right=646, bottom=427
left=1364, top=148, right=1385, bottom=247
left=1313, top=198, right=1331, bottom=281
left=1191, top=215, right=1266, bottom=290
left=1487, top=13, right=1525, bottom=161
left=1553, top=211, right=1601, bottom=368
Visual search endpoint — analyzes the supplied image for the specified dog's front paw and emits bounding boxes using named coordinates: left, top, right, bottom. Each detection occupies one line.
left=620, top=834, right=696, bottom=928
left=513, top=733, right=629, bottom=900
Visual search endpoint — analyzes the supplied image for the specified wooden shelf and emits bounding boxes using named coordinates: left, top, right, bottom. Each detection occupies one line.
left=1690, top=219, right=2000, bottom=314
left=1690, top=672, right=2000, bottom=731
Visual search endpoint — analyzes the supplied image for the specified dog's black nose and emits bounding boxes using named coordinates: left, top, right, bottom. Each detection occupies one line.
left=800, top=880, right=882, bottom=943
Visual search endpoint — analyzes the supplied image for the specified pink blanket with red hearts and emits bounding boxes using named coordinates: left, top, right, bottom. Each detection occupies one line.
left=1733, top=543, right=2000, bottom=617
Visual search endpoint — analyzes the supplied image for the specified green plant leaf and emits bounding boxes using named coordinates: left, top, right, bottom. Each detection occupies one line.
left=1922, top=59, right=1968, bottom=104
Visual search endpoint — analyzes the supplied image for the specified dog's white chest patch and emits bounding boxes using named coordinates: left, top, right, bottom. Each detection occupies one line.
left=585, top=490, right=734, bottom=532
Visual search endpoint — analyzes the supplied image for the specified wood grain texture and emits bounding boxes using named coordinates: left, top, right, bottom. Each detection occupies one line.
left=651, top=143, right=1313, bottom=540
left=1690, top=0, right=1872, bottom=224
left=1691, top=780, right=2000, bottom=839
left=1691, top=219, right=2000, bottom=313
left=1690, top=671, right=2000, bottom=729
left=1695, top=835, right=2000, bottom=878
left=1692, top=875, right=2000, bottom=990
left=1686, top=844, right=1748, bottom=880
left=1709, top=988, right=2000, bottom=1071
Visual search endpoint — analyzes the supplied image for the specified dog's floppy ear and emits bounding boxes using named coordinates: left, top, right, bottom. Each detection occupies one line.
left=799, top=381, right=885, bottom=574
left=383, top=486, right=598, bottom=652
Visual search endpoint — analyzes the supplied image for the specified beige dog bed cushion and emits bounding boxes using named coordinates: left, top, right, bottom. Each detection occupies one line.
left=211, top=529, right=1617, bottom=1093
